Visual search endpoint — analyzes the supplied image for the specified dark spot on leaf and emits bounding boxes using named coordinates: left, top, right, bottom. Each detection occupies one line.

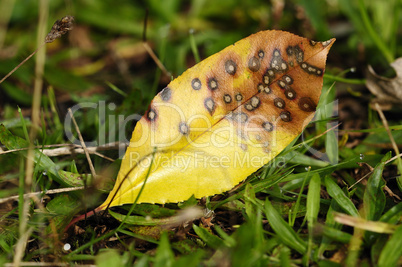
left=280, top=111, right=292, bottom=122
left=160, top=87, right=171, bottom=101
left=191, top=78, right=202, bottom=90
left=274, top=98, right=285, bottom=109
left=207, top=77, right=218, bottom=90
left=298, top=97, right=316, bottom=112
left=262, top=122, right=274, bottom=132
left=248, top=56, right=260, bottom=72
left=225, top=60, right=237, bottom=75
left=204, top=97, right=216, bottom=115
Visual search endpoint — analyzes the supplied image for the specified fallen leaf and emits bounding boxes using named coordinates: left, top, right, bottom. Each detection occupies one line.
left=100, top=30, right=334, bottom=208
left=68, top=31, right=335, bottom=223
left=366, top=57, right=402, bottom=109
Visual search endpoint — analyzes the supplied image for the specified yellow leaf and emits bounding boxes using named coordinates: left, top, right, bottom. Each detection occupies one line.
left=100, top=30, right=335, bottom=208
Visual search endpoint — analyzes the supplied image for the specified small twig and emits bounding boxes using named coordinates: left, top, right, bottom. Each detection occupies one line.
left=0, top=45, right=44, bottom=84
left=13, top=227, right=34, bottom=267
left=375, top=103, right=402, bottom=188
left=348, top=156, right=401, bottom=200
left=44, top=148, right=115, bottom=161
left=375, top=103, right=401, bottom=158
left=141, top=9, right=171, bottom=78
left=0, top=142, right=124, bottom=156
left=68, top=108, right=97, bottom=178
left=143, top=42, right=171, bottom=78
left=0, top=142, right=123, bottom=162
left=0, top=15, right=74, bottom=85
left=348, top=170, right=373, bottom=190
left=40, top=142, right=122, bottom=161
left=299, top=122, right=342, bottom=147
left=0, top=186, right=85, bottom=204
left=385, top=152, right=402, bottom=165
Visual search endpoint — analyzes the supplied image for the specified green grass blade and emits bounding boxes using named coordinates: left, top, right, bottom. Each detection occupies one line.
left=363, top=153, right=389, bottom=221
left=307, top=173, right=321, bottom=225
left=0, top=124, right=95, bottom=188
left=325, top=176, right=359, bottom=217
left=324, top=73, right=365, bottom=85
left=109, top=210, right=176, bottom=226
left=189, top=29, right=200, bottom=63
left=279, top=245, right=292, bottom=267
left=46, top=86, right=63, bottom=132
left=264, top=198, right=307, bottom=254
left=174, top=250, right=204, bottom=267
left=320, top=224, right=352, bottom=244
left=379, top=202, right=402, bottom=224
left=325, top=129, right=338, bottom=164
left=134, top=255, right=150, bottom=267
left=358, top=0, right=394, bottom=63
left=17, top=106, right=29, bottom=142
left=345, top=228, right=364, bottom=266
left=193, top=224, right=223, bottom=249
left=306, top=173, right=321, bottom=263
left=154, top=232, right=174, bottom=267
left=18, top=158, right=25, bottom=224
left=298, top=0, right=330, bottom=39
left=105, top=81, right=128, bottom=97
left=377, top=225, right=402, bottom=267
left=290, top=172, right=310, bottom=227
left=95, top=249, right=122, bottom=267
left=317, top=204, right=342, bottom=258
left=0, top=124, right=64, bottom=185
left=214, top=225, right=236, bottom=248
left=288, top=151, right=329, bottom=167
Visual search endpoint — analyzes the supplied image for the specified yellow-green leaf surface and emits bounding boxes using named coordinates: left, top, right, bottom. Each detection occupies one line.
left=100, top=30, right=334, bottom=208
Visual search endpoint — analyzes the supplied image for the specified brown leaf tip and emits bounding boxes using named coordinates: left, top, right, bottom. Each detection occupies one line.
left=320, top=39, right=334, bottom=47
left=45, top=15, right=75, bottom=43
left=310, top=39, right=334, bottom=48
